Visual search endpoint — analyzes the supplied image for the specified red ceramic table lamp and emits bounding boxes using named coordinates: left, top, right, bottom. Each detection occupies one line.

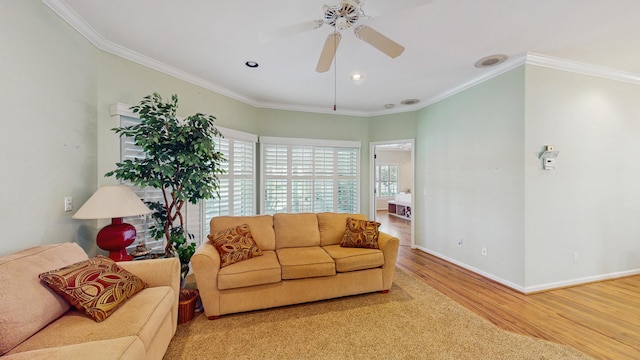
left=73, top=185, right=151, bottom=261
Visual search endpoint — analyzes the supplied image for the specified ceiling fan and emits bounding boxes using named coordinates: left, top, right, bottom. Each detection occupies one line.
left=314, top=0, right=404, bottom=73
left=260, top=0, right=432, bottom=73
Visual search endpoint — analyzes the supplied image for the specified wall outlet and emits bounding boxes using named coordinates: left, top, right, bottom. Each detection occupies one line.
left=573, top=252, right=579, bottom=264
left=481, top=247, right=488, bottom=256
left=457, top=238, right=463, bottom=247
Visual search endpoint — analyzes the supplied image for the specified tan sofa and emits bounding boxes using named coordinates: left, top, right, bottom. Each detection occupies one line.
left=0, top=243, right=180, bottom=360
left=192, top=212, right=400, bottom=319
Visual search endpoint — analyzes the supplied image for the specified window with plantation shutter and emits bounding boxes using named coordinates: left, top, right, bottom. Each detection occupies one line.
left=111, top=107, right=254, bottom=251
left=118, top=115, right=166, bottom=252
left=261, top=137, right=360, bottom=215
left=203, top=127, right=257, bottom=235
left=375, top=164, right=399, bottom=197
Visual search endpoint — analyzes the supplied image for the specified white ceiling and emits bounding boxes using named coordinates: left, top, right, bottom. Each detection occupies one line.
left=44, top=0, right=640, bottom=116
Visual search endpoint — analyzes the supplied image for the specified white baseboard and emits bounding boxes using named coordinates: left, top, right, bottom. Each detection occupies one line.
left=412, top=245, right=640, bottom=294
left=413, top=245, right=526, bottom=293
left=523, top=268, right=640, bottom=293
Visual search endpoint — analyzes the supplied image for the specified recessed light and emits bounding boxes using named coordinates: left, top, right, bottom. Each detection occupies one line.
left=384, top=104, right=395, bottom=109
left=474, top=54, right=508, bottom=68
left=400, top=99, right=420, bottom=106
left=245, top=61, right=259, bottom=68
left=351, top=74, right=362, bottom=81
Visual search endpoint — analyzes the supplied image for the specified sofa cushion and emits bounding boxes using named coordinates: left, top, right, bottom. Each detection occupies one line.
left=210, top=215, right=275, bottom=251
left=209, top=224, right=263, bottom=268
left=6, top=286, right=174, bottom=355
left=273, top=213, right=320, bottom=249
left=322, top=245, right=385, bottom=272
left=218, top=251, right=281, bottom=290
left=276, top=247, right=336, bottom=279
left=39, top=256, right=147, bottom=322
left=2, top=336, right=145, bottom=360
left=340, top=218, right=381, bottom=249
left=0, top=243, right=88, bottom=356
left=317, top=212, right=367, bottom=246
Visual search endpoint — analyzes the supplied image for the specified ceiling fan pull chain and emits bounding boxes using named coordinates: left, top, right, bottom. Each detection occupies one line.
left=333, top=30, right=338, bottom=111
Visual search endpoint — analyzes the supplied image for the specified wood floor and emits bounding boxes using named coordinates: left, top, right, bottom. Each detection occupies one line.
left=376, top=211, right=640, bottom=360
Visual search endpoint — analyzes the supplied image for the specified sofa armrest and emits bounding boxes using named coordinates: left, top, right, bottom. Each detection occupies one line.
left=377, top=231, right=400, bottom=290
left=117, top=258, right=180, bottom=332
left=378, top=231, right=399, bottom=251
left=191, top=242, right=222, bottom=318
left=118, top=258, right=180, bottom=296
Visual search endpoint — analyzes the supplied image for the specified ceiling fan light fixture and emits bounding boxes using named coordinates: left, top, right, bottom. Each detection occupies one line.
left=335, top=17, right=350, bottom=31
left=245, top=61, right=259, bottom=68
left=474, top=54, right=508, bottom=68
left=400, top=99, right=420, bottom=106
left=324, top=1, right=361, bottom=29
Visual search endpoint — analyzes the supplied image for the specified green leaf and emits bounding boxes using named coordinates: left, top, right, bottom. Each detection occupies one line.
left=105, top=92, right=226, bottom=256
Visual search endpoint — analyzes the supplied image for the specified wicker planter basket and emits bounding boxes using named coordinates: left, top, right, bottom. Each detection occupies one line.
left=177, top=289, right=199, bottom=324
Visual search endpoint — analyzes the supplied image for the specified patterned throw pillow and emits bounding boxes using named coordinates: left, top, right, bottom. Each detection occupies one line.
left=209, top=224, right=263, bottom=268
left=39, top=255, right=147, bottom=322
left=340, top=217, right=381, bottom=249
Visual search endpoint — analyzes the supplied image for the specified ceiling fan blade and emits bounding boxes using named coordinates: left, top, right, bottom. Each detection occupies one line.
left=316, top=32, right=342, bottom=73
left=259, top=19, right=323, bottom=43
left=354, top=25, right=404, bottom=58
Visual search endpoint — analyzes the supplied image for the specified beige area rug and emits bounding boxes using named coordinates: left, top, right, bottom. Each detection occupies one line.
left=164, top=269, right=590, bottom=360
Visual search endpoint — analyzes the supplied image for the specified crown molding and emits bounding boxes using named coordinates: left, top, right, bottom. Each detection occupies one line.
left=416, top=53, right=528, bottom=110
left=43, top=0, right=104, bottom=46
left=42, top=0, right=640, bottom=117
left=524, top=52, right=640, bottom=85
left=251, top=99, right=371, bottom=117
left=43, top=0, right=368, bottom=117
left=410, top=52, right=640, bottom=113
left=42, top=0, right=263, bottom=109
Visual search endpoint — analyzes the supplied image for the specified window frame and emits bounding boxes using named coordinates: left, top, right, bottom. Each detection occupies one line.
left=375, top=163, right=399, bottom=198
left=109, top=104, right=168, bottom=252
left=260, top=136, right=361, bottom=215
left=109, top=104, right=259, bottom=249
left=202, top=126, right=258, bottom=236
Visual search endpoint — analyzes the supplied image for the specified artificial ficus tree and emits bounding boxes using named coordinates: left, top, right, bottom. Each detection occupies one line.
left=106, top=92, right=226, bottom=279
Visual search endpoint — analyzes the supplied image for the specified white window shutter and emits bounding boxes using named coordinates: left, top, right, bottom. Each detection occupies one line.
left=119, top=116, right=165, bottom=252
left=203, top=128, right=258, bottom=236
left=261, top=138, right=360, bottom=215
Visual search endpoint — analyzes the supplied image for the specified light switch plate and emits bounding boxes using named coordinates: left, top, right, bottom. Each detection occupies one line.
left=64, top=197, right=73, bottom=212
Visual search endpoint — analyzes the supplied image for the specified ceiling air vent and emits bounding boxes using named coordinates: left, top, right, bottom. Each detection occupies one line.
left=474, top=54, right=508, bottom=68
left=400, top=99, right=420, bottom=106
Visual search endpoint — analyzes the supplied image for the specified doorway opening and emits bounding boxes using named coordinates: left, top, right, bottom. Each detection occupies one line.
left=370, top=140, right=415, bottom=248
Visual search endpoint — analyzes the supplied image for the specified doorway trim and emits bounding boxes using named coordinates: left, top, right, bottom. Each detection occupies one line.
left=369, top=139, right=415, bottom=248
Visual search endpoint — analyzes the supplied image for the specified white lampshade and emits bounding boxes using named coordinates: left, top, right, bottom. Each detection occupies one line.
left=72, top=185, right=152, bottom=219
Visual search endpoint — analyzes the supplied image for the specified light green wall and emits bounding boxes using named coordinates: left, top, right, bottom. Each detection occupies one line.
left=96, top=53, right=258, bottom=133
left=95, top=57, right=374, bottom=215
left=0, top=1, right=380, bottom=257
left=0, top=0, right=99, bottom=255
left=256, top=109, right=367, bottom=140
left=524, top=65, right=640, bottom=289
left=8, top=2, right=639, bottom=292
left=255, top=108, right=371, bottom=214
left=415, top=68, right=526, bottom=287
left=368, top=111, right=419, bottom=142
left=413, top=64, right=640, bottom=291
left=96, top=52, right=259, bottom=187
